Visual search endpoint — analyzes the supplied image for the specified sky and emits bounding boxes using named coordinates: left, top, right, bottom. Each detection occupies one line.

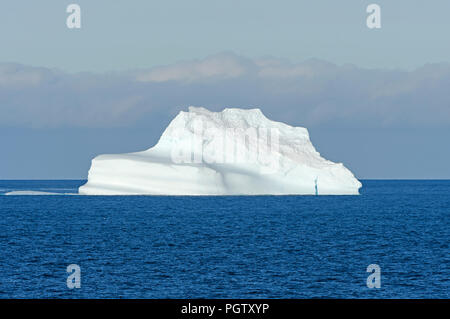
left=1, top=1, right=450, bottom=179
left=2, top=0, right=450, bottom=72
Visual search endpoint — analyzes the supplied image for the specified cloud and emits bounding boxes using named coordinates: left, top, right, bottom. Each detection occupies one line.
left=0, top=63, right=56, bottom=88
left=135, top=52, right=254, bottom=83
left=1, top=52, right=450, bottom=128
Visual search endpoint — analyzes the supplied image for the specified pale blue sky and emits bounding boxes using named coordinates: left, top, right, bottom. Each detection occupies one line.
left=1, top=1, right=450, bottom=72
left=1, top=1, right=449, bottom=179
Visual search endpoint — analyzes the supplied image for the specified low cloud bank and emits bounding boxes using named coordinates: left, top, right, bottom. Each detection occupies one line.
left=1, top=52, right=449, bottom=128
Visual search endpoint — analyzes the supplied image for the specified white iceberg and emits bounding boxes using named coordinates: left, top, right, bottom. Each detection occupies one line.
left=79, top=107, right=361, bottom=195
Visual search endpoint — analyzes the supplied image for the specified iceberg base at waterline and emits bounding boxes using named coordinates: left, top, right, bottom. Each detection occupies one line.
left=79, top=107, right=362, bottom=195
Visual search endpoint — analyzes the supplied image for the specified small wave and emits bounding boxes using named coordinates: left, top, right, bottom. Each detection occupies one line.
left=4, top=191, right=78, bottom=196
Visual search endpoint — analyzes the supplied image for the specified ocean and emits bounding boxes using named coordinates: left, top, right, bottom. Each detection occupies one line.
left=0, top=180, right=448, bottom=298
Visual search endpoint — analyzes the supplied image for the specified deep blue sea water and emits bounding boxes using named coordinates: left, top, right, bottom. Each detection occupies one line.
left=0, top=180, right=448, bottom=298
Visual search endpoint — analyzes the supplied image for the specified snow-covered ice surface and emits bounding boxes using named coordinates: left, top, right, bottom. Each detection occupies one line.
left=79, top=107, right=362, bottom=195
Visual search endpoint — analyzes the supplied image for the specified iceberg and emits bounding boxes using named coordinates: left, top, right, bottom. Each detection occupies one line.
left=79, top=107, right=361, bottom=195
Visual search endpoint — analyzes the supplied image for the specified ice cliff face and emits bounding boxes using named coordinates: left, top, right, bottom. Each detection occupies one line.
left=79, top=107, right=362, bottom=195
